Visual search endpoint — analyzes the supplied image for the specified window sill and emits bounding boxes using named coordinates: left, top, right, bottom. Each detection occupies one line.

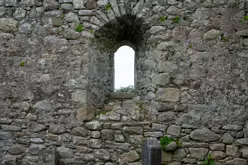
left=110, top=92, right=136, bottom=99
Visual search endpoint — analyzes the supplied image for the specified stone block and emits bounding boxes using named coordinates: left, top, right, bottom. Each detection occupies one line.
left=226, top=145, right=239, bottom=157
left=204, top=29, right=221, bottom=40
left=8, top=145, right=25, bottom=155
left=85, top=120, right=101, bottom=130
left=73, top=0, right=85, bottom=9
left=224, top=158, right=247, bottom=165
left=211, top=151, right=226, bottom=160
left=152, top=73, right=170, bottom=86
left=167, top=125, right=181, bottom=137
left=119, top=150, right=140, bottom=164
left=38, top=148, right=57, bottom=165
left=0, top=18, right=18, bottom=32
left=76, top=107, right=95, bottom=122
left=5, top=0, right=17, bottom=6
left=190, top=128, right=220, bottom=142
left=101, top=129, right=114, bottom=140
left=57, top=147, right=74, bottom=158
left=222, top=133, right=234, bottom=144
left=189, top=148, right=209, bottom=160
left=209, top=143, right=225, bottom=151
left=156, top=88, right=180, bottom=102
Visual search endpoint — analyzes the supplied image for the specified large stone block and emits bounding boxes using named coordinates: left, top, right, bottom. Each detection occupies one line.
left=156, top=88, right=180, bottom=102
left=190, top=128, right=220, bottom=142
left=0, top=18, right=18, bottom=32
left=38, top=148, right=57, bottom=165
left=77, top=107, right=95, bottom=122
left=119, top=150, right=140, bottom=164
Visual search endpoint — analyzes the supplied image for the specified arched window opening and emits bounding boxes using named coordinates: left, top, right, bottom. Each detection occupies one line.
left=114, top=46, right=135, bottom=93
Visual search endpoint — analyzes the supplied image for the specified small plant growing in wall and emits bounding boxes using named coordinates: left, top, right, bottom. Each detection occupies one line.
left=105, top=2, right=112, bottom=11
left=240, top=15, right=248, bottom=23
left=159, top=16, right=168, bottom=23
left=160, top=136, right=175, bottom=150
left=75, top=24, right=84, bottom=32
left=172, top=16, right=180, bottom=23
left=202, top=154, right=214, bottom=165
left=89, top=29, right=93, bottom=34
left=20, top=62, right=25, bottom=67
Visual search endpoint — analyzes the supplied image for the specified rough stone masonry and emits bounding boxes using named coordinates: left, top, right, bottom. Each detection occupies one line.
left=1, top=0, right=248, bottom=165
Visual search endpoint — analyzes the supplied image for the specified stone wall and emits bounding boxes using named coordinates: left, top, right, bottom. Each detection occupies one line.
left=1, top=0, right=248, bottom=165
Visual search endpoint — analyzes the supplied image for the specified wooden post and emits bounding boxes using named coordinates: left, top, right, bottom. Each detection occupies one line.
left=142, top=138, right=161, bottom=165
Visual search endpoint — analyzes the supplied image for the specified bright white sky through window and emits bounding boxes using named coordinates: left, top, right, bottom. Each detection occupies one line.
left=114, top=46, right=135, bottom=90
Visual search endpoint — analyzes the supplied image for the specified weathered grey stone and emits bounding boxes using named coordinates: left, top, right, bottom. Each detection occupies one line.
left=0, top=7, right=5, bottom=16
left=204, top=29, right=221, bottom=40
left=43, top=0, right=58, bottom=9
left=29, top=122, right=46, bottom=132
left=226, top=145, right=239, bottom=157
left=95, top=149, right=110, bottom=160
left=158, top=111, right=176, bottom=122
left=0, top=118, right=12, bottom=124
left=223, top=133, right=234, bottom=144
left=57, top=146, right=74, bottom=158
left=30, top=138, right=43, bottom=144
left=144, top=132, right=163, bottom=138
left=25, top=113, right=37, bottom=121
left=189, top=148, right=209, bottom=160
left=72, top=127, right=89, bottom=137
left=38, top=148, right=56, bottom=165
left=87, top=139, right=102, bottom=148
left=236, top=30, right=248, bottom=37
left=119, top=150, right=139, bottom=164
left=157, top=41, right=176, bottom=51
left=1, top=125, right=21, bottom=131
left=152, top=73, right=170, bottom=86
left=224, top=158, right=247, bottom=165
left=101, top=129, right=114, bottom=140
left=156, top=88, right=180, bottom=102
left=211, top=151, right=226, bottom=160
left=76, top=108, right=95, bottom=122
left=19, top=23, right=32, bottom=34
left=91, top=131, right=101, bottom=138
left=209, top=143, right=225, bottom=151
left=49, top=124, right=66, bottom=134
left=173, top=149, right=186, bottom=160
left=190, top=128, right=220, bottom=142
left=71, top=90, right=87, bottom=102
left=34, top=100, right=52, bottom=111
left=123, top=127, right=143, bottom=134
left=13, top=8, right=26, bottom=20
left=0, top=18, right=18, bottom=32
left=29, top=144, right=46, bottom=155
left=165, top=141, right=177, bottom=151
left=61, top=3, right=74, bottom=10
left=240, top=147, right=248, bottom=158
left=73, top=0, right=85, bottom=9
left=85, top=121, right=101, bottom=130
left=115, top=134, right=125, bottom=142
left=152, top=123, right=168, bottom=131
left=149, top=26, right=165, bottom=34
left=0, top=132, right=11, bottom=140
left=8, top=145, right=25, bottom=155
left=167, top=125, right=181, bottom=137
left=222, top=125, right=242, bottom=131
left=236, top=138, right=248, bottom=145
left=5, top=0, right=17, bottom=6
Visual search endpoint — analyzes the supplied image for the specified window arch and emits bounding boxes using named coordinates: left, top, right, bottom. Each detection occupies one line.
left=114, top=45, right=135, bottom=91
